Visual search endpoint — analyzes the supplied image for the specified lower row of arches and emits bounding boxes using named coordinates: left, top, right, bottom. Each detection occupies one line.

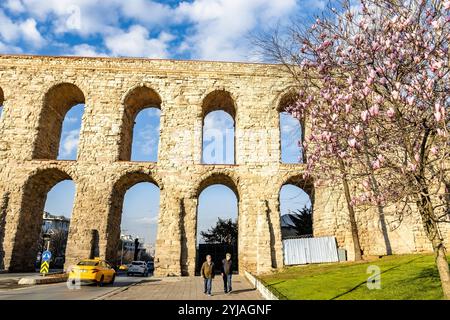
left=3, top=170, right=313, bottom=272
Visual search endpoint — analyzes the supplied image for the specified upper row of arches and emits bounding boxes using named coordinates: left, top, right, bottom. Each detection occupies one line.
left=0, top=83, right=303, bottom=164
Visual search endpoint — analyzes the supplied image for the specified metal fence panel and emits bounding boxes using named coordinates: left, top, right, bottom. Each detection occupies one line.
left=283, top=236, right=339, bottom=265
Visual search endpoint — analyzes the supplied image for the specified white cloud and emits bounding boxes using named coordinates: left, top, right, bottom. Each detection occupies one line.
left=105, top=25, right=174, bottom=58
left=63, top=116, right=79, bottom=123
left=4, top=0, right=25, bottom=13
left=0, top=9, right=21, bottom=42
left=135, top=216, right=158, bottom=225
left=0, top=40, right=22, bottom=53
left=175, top=0, right=298, bottom=61
left=0, top=10, right=45, bottom=48
left=136, top=123, right=159, bottom=156
left=60, top=129, right=80, bottom=157
left=119, top=0, right=176, bottom=26
left=0, top=0, right=304, bottom=61
left=71, top=44, right=107, bottom=57
left=20, top=18, right=45, bottom=48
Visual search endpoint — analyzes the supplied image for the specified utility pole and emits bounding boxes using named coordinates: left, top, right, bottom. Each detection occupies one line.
left=120, top=229, right=127, bottom=266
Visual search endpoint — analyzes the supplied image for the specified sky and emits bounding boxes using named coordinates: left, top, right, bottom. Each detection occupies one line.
left=2, top=0, right=325, bottom=245
left=0, top=0, right=328, bottom=61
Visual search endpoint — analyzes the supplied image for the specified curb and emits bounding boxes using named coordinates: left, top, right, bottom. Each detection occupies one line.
left=18, top=274, right=68, bottom=285
left=244, top=271, right=279, bottom=300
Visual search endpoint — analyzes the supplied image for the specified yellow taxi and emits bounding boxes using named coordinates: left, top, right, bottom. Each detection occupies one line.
left=118, top=264, right=129, bottom=271
left=68, top=258, right=116, bottom=285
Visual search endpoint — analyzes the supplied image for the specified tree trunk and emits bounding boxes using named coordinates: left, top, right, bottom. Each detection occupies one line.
left=417, top=185, right=450, bottom=299
left=339, top=158, right=363, bottom=261
left=433, top=238, right=450, bottom=300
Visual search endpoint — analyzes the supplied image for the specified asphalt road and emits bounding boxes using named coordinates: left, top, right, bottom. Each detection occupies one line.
left=0, top=273, right=149, bottom=300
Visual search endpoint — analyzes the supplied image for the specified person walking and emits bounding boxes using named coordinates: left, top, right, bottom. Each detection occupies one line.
left=221, top=253, right=233, bottom=294
left=200, top=255, right=215, bottom=296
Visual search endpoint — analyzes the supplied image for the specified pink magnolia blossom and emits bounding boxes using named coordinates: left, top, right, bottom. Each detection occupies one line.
left=353, top=125, right=362, bottom=136
left=361, top=110, right=369, bottom=122
left=434, top=111, right=442, bottom=122
left=386, top=108, right=395, bottom=118
left=430, top=146, right=438, bottom=155
left=372, top=159, right=381, bottom=170
left=414, top=153, right=420, bottom=162
left=362, top=180, right=370, bottom=189
left=392, top=90, right=400, bottom=100
left=369, top=105, right=379, bottom=116
left=348, top=138, right=357, bottom=148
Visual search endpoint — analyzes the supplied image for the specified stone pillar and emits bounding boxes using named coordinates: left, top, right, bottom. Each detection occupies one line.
left=256, top=200, right=274, bottom=275
left=154, top=192, right=182, bottom=276
left=180, top=197, right=198, bottom=276
left=65, top=177, right=111, bottom=269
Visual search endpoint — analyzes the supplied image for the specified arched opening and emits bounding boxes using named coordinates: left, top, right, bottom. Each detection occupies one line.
left=33, top=83, right=85, bottom=160
left=195, top=174, right=239, bottom=275
left=9, top=169, right=75, bottom=271
left=119, top=86, right=162, bottom=161
left=131, top=108, right=161, bottom=162
left=0, top=87, right=4, bottom=119
left=278, top=91, right=304, bottom=163
left=201, top=90, right=236, bottom=164
left=279, top=177, right=314, bottom=239
left=107, top=172, right=160, bottom=272
left=57, top=104, right=84, bottom=160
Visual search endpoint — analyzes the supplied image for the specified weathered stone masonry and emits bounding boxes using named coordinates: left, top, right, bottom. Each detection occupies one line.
left=0, top=55, right=443, bottom=276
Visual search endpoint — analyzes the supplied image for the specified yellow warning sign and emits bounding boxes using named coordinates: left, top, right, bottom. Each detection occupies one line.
left=40, top=261, right=49, bottom=274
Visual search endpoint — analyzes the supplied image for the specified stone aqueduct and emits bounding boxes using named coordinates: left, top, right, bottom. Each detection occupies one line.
left=0, top=55, right=442, bottom=276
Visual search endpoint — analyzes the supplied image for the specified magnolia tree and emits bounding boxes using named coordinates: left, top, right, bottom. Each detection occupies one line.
left=260, top=0, right=450, bottom=297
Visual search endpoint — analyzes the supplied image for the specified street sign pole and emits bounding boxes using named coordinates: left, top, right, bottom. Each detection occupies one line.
left=40, top=250, right=52, bottom=277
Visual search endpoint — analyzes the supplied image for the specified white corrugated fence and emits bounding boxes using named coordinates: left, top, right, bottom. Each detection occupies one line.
left=283, top=236, right=339, bottom=265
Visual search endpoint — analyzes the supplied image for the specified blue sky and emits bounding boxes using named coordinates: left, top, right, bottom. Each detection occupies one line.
left=0, top=0, right=327, bottom=61
left=1, top=0, right=324, bottom=245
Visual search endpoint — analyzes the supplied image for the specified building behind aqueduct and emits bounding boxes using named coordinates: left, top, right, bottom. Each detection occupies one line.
left=0, top=55, right=444, bottom=275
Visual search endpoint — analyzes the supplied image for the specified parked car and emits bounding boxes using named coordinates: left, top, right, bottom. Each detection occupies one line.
left=68, top=258, right=116, bottom=286
left=146, top=261, right=154, bottom=272
left=127, top=261, right=148, bottom=277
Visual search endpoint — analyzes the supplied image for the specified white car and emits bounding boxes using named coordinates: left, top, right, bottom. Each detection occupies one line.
left=127, top=261, right=149, bottom=277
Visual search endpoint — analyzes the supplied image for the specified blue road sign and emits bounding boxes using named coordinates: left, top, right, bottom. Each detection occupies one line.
left=42, top=250, right=52, bottom=262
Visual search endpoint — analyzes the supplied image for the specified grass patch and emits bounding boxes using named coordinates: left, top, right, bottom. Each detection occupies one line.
left=259, top=254, right=449, bottom=300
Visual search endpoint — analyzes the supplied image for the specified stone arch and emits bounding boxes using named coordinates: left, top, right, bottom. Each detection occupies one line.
left=201, top=89, right=236, bottom=119
left=32, top=82, right=86, bottom=160
left=201, top=90, right=236, bottom=164
left=195, top=171, right=240, bottom=200
left=9, top=168, right=74, bottom=271
left=279, top=174, right=315, bottom=211
left=276, top=88, right=305, bottom=163
left=105, top=170, right=161, bottom=263
left=118, top=85, right=162, bottom=161
left=193, top=172, right=240, bottom=274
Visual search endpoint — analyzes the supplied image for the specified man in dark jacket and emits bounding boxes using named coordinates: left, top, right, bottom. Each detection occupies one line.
left=200, top=255, right=215, bottom=296
left=221, top=253, right=233, bottom=293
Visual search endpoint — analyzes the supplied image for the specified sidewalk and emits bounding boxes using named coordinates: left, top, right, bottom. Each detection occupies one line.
left=105, top=275, right=263, bottom=300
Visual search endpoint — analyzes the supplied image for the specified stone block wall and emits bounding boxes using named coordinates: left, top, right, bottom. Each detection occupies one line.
left=0, top=55, right=440, bottom=275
